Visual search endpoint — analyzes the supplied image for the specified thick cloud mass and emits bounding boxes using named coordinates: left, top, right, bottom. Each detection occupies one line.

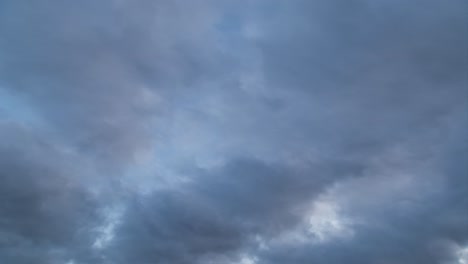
left=0, top=1, right=466, bottom=263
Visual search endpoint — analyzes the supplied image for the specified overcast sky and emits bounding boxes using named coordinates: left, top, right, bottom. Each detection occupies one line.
left=0, top=1, right=467, bottom=263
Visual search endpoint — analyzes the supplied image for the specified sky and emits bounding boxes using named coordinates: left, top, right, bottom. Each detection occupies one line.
left=0, top=0, right=467, bottom=263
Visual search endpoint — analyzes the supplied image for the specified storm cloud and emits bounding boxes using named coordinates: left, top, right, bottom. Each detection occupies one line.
left=0, top=0, right=466, bottom=263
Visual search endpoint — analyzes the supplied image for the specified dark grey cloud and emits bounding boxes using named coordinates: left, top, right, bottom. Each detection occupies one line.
left=0, top=0, right=466, bottom=263
left=242, top=1, right=468, bottom=263
left=250, top=0, right=467, bottom=152
left=255, top=112, right=468, bottom=264
left=0, top=0, right=225, bottom=165
left=0, top=123, right=101, bottom=264
left=106, top=157, right=365, bottom=264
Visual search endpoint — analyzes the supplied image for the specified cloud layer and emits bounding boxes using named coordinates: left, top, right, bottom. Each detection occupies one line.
left=0, top=0, right=467, bottom=263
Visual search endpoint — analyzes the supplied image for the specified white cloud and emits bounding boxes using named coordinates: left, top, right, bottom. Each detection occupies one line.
left=307, top=197, right=354, bottom=243
left=458, top=246, right=468, bottom=264
left=93, top=205, right=125, bottom=250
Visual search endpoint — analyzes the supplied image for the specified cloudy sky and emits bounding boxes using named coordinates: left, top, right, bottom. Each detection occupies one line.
left=0, top=0, right=467, bottom=263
